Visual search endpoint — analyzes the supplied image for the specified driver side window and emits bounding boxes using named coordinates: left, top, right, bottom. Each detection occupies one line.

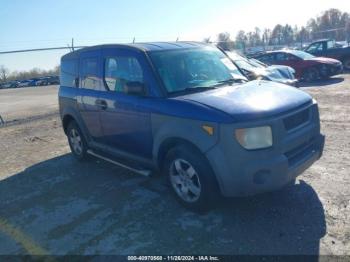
left=327, top=40, right=335, bottom=49
left=104, top=56, right=143, bottom=93
left=307, top=43, right=322, bottom=53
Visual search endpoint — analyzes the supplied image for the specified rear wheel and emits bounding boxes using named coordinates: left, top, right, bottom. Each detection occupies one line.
left=163, top=144, right=219, bottom=212
left=67, top=121, right=88, bottom=161
left=302, top=67, right=320, bottom=82
left=343, top=58, right=350, bottom=71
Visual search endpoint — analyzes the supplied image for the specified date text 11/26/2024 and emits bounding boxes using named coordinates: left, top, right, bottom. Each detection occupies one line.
left=127, top=256, right=219, bottom=261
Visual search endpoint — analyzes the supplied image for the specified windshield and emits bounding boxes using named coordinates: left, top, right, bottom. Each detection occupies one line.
left=248, top=58, right=266, bottom=68
left=226, top=51, right=266, bottom=69
left=289, top=50, right=315, bottom=60
left=234, top=59, right=257, bottom=71
left=149, top=47, right=246, bottom=94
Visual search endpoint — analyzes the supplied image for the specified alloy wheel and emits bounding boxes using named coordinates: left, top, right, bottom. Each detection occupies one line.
left=69, top=128, right=83, bottom=155
left=169, top=158, right=201, bottom=203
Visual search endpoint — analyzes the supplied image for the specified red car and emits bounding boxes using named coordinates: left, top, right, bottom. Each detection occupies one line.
left=254, top=50, right=343, bottom=82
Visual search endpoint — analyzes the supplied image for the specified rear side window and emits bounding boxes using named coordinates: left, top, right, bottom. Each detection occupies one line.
left=104, top=56, right=143, bottom=92
left=259, top=54, right=274, bottom=64
left=275, top=53, right=287, bottom=61
left=81, top=57, right=102, bottom=90
left=60, top=59, right=78, bottom=87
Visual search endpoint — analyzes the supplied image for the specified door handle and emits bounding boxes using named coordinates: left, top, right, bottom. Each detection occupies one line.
left=96, top=99, right=108, bottom=110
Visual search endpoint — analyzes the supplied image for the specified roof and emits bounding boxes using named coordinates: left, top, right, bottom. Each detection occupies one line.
left=131, top=41, right=208, bottom=51
left=258, top=49, right=299, bottom=55
left=311, top=38, right=332, bottom=43
left=62, top=41, right=210, bottom=60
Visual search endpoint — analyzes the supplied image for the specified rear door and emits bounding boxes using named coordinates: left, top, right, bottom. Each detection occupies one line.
left=77, top=49, right=104, bottom=142
left=98, top=48, right=153, bottom=158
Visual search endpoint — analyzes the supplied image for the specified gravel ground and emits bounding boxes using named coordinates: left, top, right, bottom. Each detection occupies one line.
left=0, top=76, right=349, bottom=256
left=0, top=85, right=58, bottom=124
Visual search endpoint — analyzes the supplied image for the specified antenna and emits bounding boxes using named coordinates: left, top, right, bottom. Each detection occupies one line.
left=71, top=38, right=74, bottom=51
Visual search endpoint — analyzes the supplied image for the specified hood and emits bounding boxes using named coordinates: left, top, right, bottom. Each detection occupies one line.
left=178, top=80, right=312, bottom=121
left=307, top=57, right=341, bottom=65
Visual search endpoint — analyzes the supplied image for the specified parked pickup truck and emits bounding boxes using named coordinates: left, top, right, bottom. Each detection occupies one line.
left=305, top=39, right=350, bottom=70
left=59, top=42, right=325, bottom=211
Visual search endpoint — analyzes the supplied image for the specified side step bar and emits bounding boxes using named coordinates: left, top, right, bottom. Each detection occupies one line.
left=87, top=150, right=151, bottom=177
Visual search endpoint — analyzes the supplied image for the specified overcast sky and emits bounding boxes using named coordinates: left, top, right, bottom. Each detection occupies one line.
left=1, top=0, right=349, bottom=71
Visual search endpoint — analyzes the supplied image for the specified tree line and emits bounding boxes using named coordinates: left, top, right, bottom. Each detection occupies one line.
left=213, top=8, right=350, bottom=50
left=0, top=65, right=59, bottom=83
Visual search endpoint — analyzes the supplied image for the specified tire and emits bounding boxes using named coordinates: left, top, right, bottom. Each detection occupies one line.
left=163, top=144, right=219, bottom=212
left=343, top=58, right=350, bottom=71
left=67, top=121, right=89, bottom=161
left=302, top=67, right=320, bottom=82
left=319, top=64, right=330, bottom=79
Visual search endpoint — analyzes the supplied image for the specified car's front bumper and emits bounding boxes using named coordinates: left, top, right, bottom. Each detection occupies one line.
left=205, top=102, right=324, bottom=197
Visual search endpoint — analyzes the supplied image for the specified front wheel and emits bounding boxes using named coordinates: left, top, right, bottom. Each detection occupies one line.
left=302, top=67, right=320, bottom=82
left=163, top=145, right=219, bottom=212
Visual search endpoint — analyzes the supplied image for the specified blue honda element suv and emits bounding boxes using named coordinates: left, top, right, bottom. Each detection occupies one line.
left=59, top=42, right=325, bottom=211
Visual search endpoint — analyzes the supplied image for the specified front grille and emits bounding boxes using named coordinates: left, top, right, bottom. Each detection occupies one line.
left=283, top=109, right=310, bottom=131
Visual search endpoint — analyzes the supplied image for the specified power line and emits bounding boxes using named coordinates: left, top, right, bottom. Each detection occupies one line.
left=0, top=46, right=86, bottom=55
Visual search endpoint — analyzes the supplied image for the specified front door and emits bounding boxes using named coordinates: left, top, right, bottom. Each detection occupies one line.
left=98, top=48, right=153, bottom=158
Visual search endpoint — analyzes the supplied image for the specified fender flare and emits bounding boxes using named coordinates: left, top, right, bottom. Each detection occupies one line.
left=61, top=107, right=91, bottom=143
left=152, top=117, right=219, bottom=169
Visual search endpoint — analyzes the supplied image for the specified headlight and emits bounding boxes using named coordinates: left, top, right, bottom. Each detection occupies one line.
left=235, top=126, right=272, bottom=150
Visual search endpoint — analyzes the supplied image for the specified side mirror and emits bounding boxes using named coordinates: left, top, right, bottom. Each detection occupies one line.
left=125, top=81, right=146, bottom=96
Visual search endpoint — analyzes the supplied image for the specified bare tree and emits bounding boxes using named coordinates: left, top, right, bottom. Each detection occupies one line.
left=203, top=37, right=211, bottom=43
left=0, top=65, right=9, bottom=83
left=235, top=30, right=247, bottom=51
left=217, top=32, right=234, bottom=50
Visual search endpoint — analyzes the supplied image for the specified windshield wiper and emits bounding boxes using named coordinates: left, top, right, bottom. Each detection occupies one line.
left=170, top=86, right=217, bottom=95
left=213, top=78, right=245, bottom=87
